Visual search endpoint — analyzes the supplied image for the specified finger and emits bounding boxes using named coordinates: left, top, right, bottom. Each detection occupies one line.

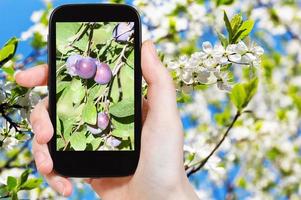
left=140, top=40, right=184, bottom=169
left=30, top=97, right=53, bottom=144
left=15, top=64, right=48, bottom=87
left=141, top=40, right=178, bottom=120
left=32, top=135, right=53, bottom=175
left=45, top=172, right=73, bottom=197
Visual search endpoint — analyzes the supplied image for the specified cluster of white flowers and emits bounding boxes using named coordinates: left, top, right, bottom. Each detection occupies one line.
left=134, top=0, right=207, bottom=56
left=20, top=9, right=50, bottom=42
left=167, top=41, right=264, bottom=91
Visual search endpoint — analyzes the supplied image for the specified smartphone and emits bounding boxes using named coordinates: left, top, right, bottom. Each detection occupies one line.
left=48, top=4, right=142, bottom=177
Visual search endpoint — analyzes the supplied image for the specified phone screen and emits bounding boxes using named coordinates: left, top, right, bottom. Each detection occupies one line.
left=55, top=22, right=135, bottom=151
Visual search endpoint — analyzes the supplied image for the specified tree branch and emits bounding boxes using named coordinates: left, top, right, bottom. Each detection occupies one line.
left=187, top=111, right=241, bottom=176
left=0, top=105, right=22, bottom=134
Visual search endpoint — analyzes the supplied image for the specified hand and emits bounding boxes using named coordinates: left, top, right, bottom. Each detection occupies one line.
left=15, top=40, right=199, bottom=200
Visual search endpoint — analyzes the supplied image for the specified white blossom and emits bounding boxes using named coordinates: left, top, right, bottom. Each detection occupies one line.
left=2, top=137, right=19, bottom=150
left=168, top=41, right=263, bottom=91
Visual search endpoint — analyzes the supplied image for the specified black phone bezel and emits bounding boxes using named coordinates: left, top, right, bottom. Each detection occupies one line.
left=48, top=4, right=142, bottom=177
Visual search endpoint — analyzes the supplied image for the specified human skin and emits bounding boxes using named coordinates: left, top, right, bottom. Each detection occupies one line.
left=15, top=40, right=199, bottom=200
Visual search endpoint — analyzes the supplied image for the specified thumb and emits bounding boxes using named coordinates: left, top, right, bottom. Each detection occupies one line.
left=140, top=40, right=184, bottom=171
left=141, top=40, right=178, bottom=120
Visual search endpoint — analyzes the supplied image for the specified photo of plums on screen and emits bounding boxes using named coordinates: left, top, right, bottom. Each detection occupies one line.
left=56, top=22, right=135, bottom=151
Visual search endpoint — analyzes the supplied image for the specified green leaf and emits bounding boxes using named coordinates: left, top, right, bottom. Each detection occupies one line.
left=230, top=84, right=246, bottom=111
left=237, top=20, right=254, bottom=40
left=0, top=37, right=18, bottom=67
left=216, top=0, right=234, bottom=6
left=56, top=115, right=62, bottom=137
left=267, top=147, right=282, bottom=161
left=111, top=115, right=134, bottom=140
left=215, top=107, right=232, bottom=126
left=92, top=23, right=115, bottom=49
left=87, top=134, right=103, bottom=150
left=230, top=78, right=258, bottom=111
left=177, top=91, right=192, bottom=103
left=69, top=78, right=85, bottom=104
left=243, top=77, right=258, bottom=106
left=231, top=28, right=247, bottom=44
left=19, top=178, right=42, bottom=190
left=57, top=138, right=65, bottom=150
left=230, top=14, right=243, bottom=36
left=110, top=58, right=134, bottom=103
left=7, top=176, right=17, bottom=191
left=223, top=11, right=233, bottom=42
left=57, top=81, right=69, bottom=94
left=56, top=23, right=88, bottom=54
left=217, top=32, right=228, bottom=47
left=31, top=32, right=47, bottom=49
left=237, top=177, right=247, bottom=189
left=62, top=118, right=76, bottom=141
left=70, top=130, right=87, bottom=151
left=82, top=100, right=97, bottom=125
left=11, top=86, right=28, bottom=99
left=57, top=84, right=84, bottom=120
left=126, top=50, right=134, bottom=70
left=89, top=84, right=106, bottom=100
left=0, top=185, right=9, bottom=198
left=2, top=65, right=15, bottom=76
left=57, top=88, right=74, bottom=118
left=19, top=169, right=30, bottom=186
left=109, top=99, right=134, bottom=118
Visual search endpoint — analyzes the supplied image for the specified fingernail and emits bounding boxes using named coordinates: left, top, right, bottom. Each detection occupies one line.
left=56, top=180, right=66, bottom=196
left=13, top=70, right=22, bottom=79
left=35, top=151, right=46, bottom=165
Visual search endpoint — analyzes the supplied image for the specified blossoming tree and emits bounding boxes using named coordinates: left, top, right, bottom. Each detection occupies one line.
left=0, top=0, right=300, bottom=199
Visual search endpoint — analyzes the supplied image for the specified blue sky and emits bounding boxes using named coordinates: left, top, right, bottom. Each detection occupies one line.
left=0, top=0, right=102, bottom=57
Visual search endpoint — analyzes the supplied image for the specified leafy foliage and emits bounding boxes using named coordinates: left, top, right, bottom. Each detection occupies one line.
left=56, top=22, right=135, bottom=151
left=223, top=11, right=255, bottom=44
left=230, top=78, right=258, bottom=111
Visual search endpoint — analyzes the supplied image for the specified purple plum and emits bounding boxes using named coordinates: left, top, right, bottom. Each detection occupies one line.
left=97, top=112, right=110, bottom=130
left=94, top=61, right=112, bottom=85
left=75, top=57, right=97, bottom=79
left=66, top=54, right=82, bottom=76
left=87, top=124, right=103, bottom=135
left=107, top=136, right=121, bottom=147
left=112, top=22, right=134, bottom=42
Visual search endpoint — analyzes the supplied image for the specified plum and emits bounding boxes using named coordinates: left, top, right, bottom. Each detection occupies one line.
left=97, top=112, right=110, bottom=130
left=66, top=54, right=82, bottom=76
left=106, top=136, right=121, bottom=147
left=94, top=61, right=112, bottom=85
left=87, top=124, right=103, bottom=135
left=75, top=57, right=97, bottom=79
left=112, top=22, right=134, bottom=42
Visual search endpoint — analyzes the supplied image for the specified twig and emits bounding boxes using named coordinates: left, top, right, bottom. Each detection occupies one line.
left=0, top=109, right=22, bottom=134
left=187, top=111, right=241, bottom=176
left=86, top=23, right=96, bottom=56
